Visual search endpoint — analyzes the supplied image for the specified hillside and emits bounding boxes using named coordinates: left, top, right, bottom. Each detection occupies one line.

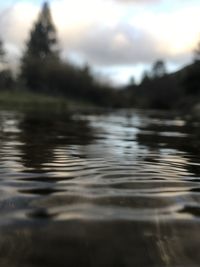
left=123, top=61, right=200, bottom=111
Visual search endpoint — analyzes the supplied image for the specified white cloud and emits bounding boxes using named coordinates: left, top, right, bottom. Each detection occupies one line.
left=0, top=3, right=39, bottom=48
left=132, top=5, right=200, bottom=57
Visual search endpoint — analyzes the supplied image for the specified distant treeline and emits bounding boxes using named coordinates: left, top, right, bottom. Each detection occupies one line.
left=0, top=1, right=200, bottom=110
left=124, top=58, right=200, bottom=110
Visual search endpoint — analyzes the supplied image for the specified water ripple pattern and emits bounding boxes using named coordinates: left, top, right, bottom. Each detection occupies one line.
left=0, top=110, right=199, bottom=223
left=1, top=110, right=200, bottom=266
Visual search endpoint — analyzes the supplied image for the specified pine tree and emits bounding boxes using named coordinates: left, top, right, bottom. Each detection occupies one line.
left=0, top=39, right=14, bottom=90
left=194, top=41, right=200, bottom=62
left=0, top=39, right=6, bottom=68
left=26, top=2, right=58, bottom=60
left=184, top=40, right=200, bottom=95
left=151, top=60, right=166, bottom=79
left=20, top=2, right=59, bottom=91
left=0, top=40, right=5, bottom=61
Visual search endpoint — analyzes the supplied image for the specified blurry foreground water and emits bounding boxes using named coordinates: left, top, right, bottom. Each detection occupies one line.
left=0, top=109, right=200, bottom=266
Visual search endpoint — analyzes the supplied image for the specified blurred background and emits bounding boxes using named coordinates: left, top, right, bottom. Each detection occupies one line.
left=1, top=2, right=200, bottom=267
left=0, top=0, right=200, bottom=110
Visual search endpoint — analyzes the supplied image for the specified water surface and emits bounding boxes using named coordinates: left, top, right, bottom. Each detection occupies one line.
left=0, top=109, right=200, bottom=266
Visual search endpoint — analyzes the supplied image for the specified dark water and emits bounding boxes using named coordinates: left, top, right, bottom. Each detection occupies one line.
left=0, top=109, right=200, bottom=266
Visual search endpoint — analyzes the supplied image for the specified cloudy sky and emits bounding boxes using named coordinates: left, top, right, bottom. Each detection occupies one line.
left=0, top=0, right=200, bottom=84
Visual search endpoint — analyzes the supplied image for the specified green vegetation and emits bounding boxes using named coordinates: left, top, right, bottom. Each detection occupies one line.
left=0, top=90, right=101, bottom=113
left=0, top=90, right=67, bottom=110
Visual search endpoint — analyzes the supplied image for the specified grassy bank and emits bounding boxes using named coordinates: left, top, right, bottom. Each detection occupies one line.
left=0, top=90, right=98, bottom=113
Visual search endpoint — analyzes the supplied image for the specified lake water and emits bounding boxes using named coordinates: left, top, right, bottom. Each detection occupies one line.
left=0, top=109, right=200, bottom=266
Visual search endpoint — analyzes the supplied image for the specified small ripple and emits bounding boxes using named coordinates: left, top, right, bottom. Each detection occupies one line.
left=19, top=187, right=64, bottom=196
left=190, top=188, right=200, bottom=193
left=19, top=176, right=75, bottom=183
left=179, top=205, right=200, bottom=217
left=27, top=208, right=58, bottom=219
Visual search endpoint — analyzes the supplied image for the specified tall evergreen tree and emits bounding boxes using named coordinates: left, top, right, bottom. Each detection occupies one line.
left=20, top=2, right=59, bottom=91
left=25, top=1, right=58, bottom=60
left=0, top=38, right=14, bottom=90
left=184, top=40, right=200, bottom=95
left=0, top=39, right=6, bottom=68
left=0, top=40, right=5, bottom=62
left=151, top=60, right=166, bottom=78
left=194, top=41, right=200, bottom=62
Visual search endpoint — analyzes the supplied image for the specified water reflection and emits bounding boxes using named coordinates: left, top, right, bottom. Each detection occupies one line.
left=17, top=112, right=95, bottom=171
left=0, top=110, right=200, bottom=266
left=136, top=111, right=200, bottom=178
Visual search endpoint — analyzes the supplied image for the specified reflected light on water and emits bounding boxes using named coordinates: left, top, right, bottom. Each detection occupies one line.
left=0, top=110, right=200, bottom=266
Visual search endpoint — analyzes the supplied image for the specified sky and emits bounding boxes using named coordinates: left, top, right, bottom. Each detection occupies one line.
left=0, top=0, right=200, bottom=85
